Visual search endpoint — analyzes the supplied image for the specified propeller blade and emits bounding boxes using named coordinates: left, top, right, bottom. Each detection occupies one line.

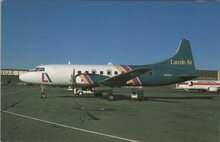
left=72, top=68, right=76, bottom=94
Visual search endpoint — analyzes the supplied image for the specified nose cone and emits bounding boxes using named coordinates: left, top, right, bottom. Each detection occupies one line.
left=19, top=72, right=34, bottom=83
left=19, top=73, right=27, bottom=83
left=19, top=72, right=42, bottom=84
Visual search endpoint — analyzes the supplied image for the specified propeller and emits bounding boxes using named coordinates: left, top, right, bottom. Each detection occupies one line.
left=72, top=68, right=76, bottom=94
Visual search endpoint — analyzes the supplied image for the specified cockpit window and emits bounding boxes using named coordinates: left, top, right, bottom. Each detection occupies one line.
left=33, top=68, right=40, bottom=71
left=39, top=68, right=45, bottom=71
left=32, top=67, right=45, bottom=72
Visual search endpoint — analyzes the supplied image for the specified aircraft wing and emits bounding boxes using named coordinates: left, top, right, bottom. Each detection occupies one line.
left=98, top=67, right=150, bottom=87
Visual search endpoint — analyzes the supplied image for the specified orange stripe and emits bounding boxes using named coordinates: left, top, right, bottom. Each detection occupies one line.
left=80, top=75, right=89, bottom=84
left=127, top=80, right=135, bottom=85
left=114, top=66, right=125, bottom=72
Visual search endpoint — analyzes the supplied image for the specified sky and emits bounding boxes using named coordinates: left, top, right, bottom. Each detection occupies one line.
left=2, top=1, right=220, bottom=70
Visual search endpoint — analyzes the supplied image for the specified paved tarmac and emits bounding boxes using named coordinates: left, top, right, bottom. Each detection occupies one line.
left=1, top=85, right=220, bottom=142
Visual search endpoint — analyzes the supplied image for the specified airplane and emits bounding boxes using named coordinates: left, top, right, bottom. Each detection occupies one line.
left=175, top=80, right=220, bottom=93
left=19, top=39, right=198, bottom=100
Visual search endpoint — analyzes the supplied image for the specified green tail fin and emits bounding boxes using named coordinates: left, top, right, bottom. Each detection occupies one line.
left=157, top=39, right=196, bottom=75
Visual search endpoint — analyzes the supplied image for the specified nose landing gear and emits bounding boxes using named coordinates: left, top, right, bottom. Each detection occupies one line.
left=41, top=85, right=47, bottom=98
left=107, top=92, right=114, bottom=101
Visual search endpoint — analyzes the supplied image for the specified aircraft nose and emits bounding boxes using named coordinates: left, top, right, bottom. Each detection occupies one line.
left=19, top=73, right=26, bottom=82
left=19, top=72, right=41, bottom=84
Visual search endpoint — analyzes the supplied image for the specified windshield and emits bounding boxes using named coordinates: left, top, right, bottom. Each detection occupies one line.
left=32, top=67, right=45, bottom=72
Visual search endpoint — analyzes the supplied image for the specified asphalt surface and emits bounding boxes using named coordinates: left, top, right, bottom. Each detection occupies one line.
left=1, top=85, right=220, bottom=142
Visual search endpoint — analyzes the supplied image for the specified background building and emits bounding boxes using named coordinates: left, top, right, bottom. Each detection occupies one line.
left=1, top=69, right=29, bottom=85
left=218, top=71, right=220, bottom=80
left=196, top=70, right=219, bottom=80
left=1, top=69, right=28, bottom=76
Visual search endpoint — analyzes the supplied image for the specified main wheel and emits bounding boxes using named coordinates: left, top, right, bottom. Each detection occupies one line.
left=108, top=95, right=114, bottom=101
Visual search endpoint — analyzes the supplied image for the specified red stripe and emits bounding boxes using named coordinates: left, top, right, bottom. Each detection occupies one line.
left=84, top=74, right=93, bottom=85
left=121, top=65, right=142, bottom=85
left=132, top=77, right=141, bottom=85
left=121, top=65, right=131, bottom=72
left=192, top=83, right=220, bottom=86
left=136, top=77, right=142, bottom=85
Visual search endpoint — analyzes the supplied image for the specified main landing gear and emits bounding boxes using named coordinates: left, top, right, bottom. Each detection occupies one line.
left=107, top=92, right=114, bottom=101
left=41, top=85, right=47, bottom=98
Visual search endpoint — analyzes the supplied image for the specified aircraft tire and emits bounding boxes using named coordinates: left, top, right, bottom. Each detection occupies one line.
left=41, top=93, right=47, bottom=99
left=108, top=95, right=114, bottom=101
left=78, top=91, right=83, bottom=95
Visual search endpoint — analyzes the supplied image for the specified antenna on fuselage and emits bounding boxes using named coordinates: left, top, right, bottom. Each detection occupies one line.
left=108, top=62, right=113, bottom=65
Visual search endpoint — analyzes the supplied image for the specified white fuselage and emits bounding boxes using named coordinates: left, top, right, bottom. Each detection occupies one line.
left=19, top=64, right=134, bottom=86
left=19, top=39, right=199, bottom=88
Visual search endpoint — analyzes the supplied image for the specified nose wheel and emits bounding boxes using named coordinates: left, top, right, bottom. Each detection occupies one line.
left=41, top=85, right=47, bottom=99
left=41, top=93, right=47, bottom=98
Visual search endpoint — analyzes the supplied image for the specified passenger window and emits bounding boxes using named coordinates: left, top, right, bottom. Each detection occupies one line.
left=100, top=71, right=103, bottom=75
left=85, top=71, right=89, bottom=74
left=33, top=68, right=40, bottom=72
left=107, top=70, right=112, bottom=76
left=92, top=70, right=96, bottom=74
left=78, top=71, right=81, bottom=74
left=114, top=71, right=118, bottom=75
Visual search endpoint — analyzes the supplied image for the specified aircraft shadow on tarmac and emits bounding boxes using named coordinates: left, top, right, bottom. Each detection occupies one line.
left=111, top=95, right=218, bottom=103
left=57, top=95, right=96, bottom=99
left=56, top=94, right=219, bottom=103
left=144, top=96, right=219, bottom=103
